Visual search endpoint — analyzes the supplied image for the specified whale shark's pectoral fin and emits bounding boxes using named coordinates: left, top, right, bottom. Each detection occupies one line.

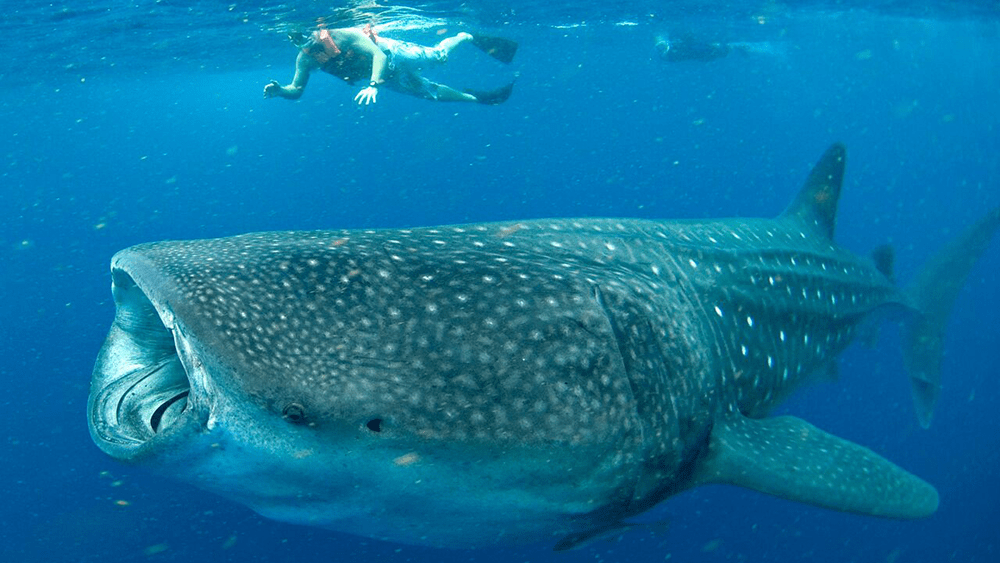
left=693, top=415, right=938, bottom=519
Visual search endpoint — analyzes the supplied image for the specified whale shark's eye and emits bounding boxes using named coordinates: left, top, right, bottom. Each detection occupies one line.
left=282, top=403, right=307, bottom=424
left=366, top=418, right=383, bottom=433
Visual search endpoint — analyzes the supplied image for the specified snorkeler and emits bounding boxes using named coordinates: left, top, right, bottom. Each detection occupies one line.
left=655, top=32, right=780, bottom=63
left=264, top=25, right=518, bottom=105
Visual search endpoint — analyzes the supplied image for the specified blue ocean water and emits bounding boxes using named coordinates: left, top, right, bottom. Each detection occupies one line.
left=1, top=1, right=998, bottom=561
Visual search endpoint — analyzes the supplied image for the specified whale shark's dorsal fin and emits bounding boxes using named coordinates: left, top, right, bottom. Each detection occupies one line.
left=693, top=414, right=939, bottom=518
left=781, top=143, right=846, bottom=239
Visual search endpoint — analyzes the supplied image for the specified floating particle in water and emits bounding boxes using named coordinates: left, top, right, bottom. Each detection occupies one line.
left=394, top=452, right=420, bottom=466
left=144, top=543, right=169, bottom=556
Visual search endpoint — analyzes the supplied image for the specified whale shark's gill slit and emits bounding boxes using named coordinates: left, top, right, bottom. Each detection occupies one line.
left=115, top=359, right=172, bottom=421
left=150, top=391, right=190, bottom=433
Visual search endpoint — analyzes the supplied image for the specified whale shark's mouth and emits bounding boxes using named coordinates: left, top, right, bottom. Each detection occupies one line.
left=88, top=267, right=193, bottom=454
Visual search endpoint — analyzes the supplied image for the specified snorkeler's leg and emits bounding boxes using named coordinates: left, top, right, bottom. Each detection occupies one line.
left=432, top=82, right=478, bottom=102
left=386, top=73, right=476, bottom=102
left=436, top=32, right=473, bottom=56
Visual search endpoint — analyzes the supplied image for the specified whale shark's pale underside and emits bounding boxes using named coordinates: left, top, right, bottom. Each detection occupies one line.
left=88, top=145, right=998, bottom=549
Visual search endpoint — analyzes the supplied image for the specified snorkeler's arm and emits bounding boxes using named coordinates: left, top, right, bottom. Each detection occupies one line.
left=336, top=28, right=387, bottom=105
left=264, top=51, right=313, bottom=99
left=337, top=28, right=387, bottom=84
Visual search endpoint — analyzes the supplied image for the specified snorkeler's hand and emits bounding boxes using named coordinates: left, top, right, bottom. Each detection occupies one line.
left=263, top=80, right=282, bottom=99
left=355, top=85, right=378, bottom=106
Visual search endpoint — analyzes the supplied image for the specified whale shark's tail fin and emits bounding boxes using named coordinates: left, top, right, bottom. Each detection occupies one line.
left=902, top=207, right=1000, bottom=428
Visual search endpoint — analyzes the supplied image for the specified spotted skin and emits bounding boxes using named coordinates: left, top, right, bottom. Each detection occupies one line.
left=88, top=145, right=997, bottom=548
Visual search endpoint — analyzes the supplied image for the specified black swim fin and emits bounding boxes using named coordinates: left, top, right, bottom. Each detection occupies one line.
left=471, top=34, right=518, bottom=63
left=465, top=81, right=515, bottom=105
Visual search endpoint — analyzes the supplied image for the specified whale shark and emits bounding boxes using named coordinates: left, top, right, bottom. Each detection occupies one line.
left=88, top=144, right=998, bottom=549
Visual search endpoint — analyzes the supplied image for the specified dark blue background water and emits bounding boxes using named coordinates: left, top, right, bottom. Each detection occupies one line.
left=1, top=2, right=998, bottom=561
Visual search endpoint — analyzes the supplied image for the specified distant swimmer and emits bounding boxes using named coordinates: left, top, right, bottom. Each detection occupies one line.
left=655, top=32, right=781, bottom=63
left=264, top=25, right=518, bottom=105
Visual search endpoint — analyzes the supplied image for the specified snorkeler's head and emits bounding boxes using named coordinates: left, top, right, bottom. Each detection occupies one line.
left=654, top=35, right=671, bottom=53
left=287, top=31, right=310, bottom=48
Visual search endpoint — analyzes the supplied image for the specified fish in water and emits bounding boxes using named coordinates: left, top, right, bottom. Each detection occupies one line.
left=88, top=144, right=998, bottom=549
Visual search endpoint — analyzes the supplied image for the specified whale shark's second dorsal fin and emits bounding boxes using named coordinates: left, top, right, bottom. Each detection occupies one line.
left=780, top=143, right=846, bottom=240
left=871, top=244, right=895, bottom=283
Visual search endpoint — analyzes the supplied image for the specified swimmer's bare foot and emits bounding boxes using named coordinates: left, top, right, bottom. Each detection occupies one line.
left=439, top=32, right=474, bottom=56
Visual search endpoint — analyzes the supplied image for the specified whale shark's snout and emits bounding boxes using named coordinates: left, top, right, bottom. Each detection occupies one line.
left=88, top=258, right=203, bottom=461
